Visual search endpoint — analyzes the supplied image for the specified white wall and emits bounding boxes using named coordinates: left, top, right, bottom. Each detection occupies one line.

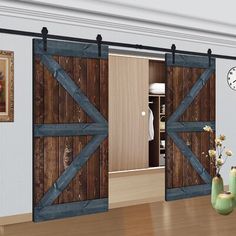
left=1, top=1, right=236, bottom=217
left=216, top=59, right=236, bottom=184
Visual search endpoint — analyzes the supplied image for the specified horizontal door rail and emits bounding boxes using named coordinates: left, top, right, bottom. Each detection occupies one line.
left=34, top=123, right=108, bottom=137
left=1, top=27, right=236, bottom=61
left=167, top=121, right=215, bottom=132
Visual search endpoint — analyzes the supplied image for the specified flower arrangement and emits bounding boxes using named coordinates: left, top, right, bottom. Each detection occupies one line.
left=203, top=125, right=233, bottom=176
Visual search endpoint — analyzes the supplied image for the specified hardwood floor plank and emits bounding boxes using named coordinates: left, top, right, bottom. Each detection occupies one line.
left=4, top=196, right=236, bottom=236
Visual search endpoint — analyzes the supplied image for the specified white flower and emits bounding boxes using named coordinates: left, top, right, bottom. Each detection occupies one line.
left=208, top=149, right=216, bottom=158
left=225, top=150, right=233, bottom=157
left=219, top=134, right=226, bottom=141
left=203, top=125, right=213, bottom=132
left=216, top=159, right=224, bottom=166
left=215, top=138, right=222, bottom=147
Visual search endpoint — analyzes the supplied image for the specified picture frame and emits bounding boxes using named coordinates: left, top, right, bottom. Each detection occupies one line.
left=0, top=50, right=14, bottom=122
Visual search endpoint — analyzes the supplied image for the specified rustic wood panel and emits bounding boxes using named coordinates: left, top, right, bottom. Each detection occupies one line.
left=99, top=59, right=108, bottom=198
left=58, top=56, right=74, bottom=204
left=182, top=68, right=194, bottom=187
left=73, top=58, right=88, bottom=202
left=87, top=59, right=101, bottom=200
left=190, top=68, right=204, bottom=185
left=43, top=56, right=59, bottom=204
left=166, top=55, right=215, bottom=194
left=166, top=66, right=173, bottom=189
left=33, top=40, right=108, bottom=220
left=33, top=56, right=44, bottom=205
left=172, top=67, right=183, bottom=188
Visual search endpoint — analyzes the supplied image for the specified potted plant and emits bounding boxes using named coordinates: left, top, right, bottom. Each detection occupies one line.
left=203, top=125, right=233, bottom=210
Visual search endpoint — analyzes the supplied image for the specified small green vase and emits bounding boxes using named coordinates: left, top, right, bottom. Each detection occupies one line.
left=215, top=191, right=234, bottom=215
left=229, top=166, right=236, bottom=207
left=211, top=174, right=224, bottom=208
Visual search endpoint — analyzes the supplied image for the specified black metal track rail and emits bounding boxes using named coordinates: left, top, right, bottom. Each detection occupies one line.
left=1, top=27, right=236, bottom=60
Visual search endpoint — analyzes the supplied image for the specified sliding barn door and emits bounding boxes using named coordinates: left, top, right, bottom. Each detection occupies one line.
left=165, top=54, right=215, bottom=201
left=33, top=39, right=108, bottom=221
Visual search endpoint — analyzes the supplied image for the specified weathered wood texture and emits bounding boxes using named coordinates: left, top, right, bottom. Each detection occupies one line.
left=33, top=44, right=108, bottom=216
left=166, top=55, right=215, bottom=192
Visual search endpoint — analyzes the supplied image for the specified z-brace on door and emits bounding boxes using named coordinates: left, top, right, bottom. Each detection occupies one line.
left=165, top=54, right=216, bottom=201
left=33, top=39, right=108, bottom=222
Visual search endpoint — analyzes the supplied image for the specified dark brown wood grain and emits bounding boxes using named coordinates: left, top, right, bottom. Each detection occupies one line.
left=34, top=56, right=44, bottom=205
left=87, top=59, right=101, bottom=200
left=166, top=64, right=215, bottom=190
left=182, top=68, right=193, bottom=187
left=190, top=68, right=204, bottom=185
left=58, top=56, right=75, bottom=204
left=166, top=66, right=174, bottom=189
left=99, top=59, right=108, bottom=198
left=73, top=58, right=88, bottom=201
left=34, top=48, right=108, bottom=210
left=172, top=67, right=183, bottom=188
left=43, top=56, right=59, bottom=204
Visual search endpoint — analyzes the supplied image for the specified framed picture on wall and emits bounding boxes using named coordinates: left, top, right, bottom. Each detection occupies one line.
left=0, top=50, right=14, bottom=122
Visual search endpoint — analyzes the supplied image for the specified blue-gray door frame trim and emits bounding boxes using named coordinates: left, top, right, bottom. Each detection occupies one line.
left=33, top=39, right=108, bottom=221
left=166, top=54, right=215, bottom=201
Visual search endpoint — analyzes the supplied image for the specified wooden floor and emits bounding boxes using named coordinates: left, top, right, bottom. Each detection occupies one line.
left=2, top=196, right=236, bottom=236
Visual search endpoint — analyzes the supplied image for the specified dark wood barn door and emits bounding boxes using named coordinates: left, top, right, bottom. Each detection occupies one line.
left=165, top=54, right=215, bottom=201
left=33, top=39, right=108, bottom=221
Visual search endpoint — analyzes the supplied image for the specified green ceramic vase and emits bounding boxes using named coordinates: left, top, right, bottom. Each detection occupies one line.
left=229, top=166, right=236, bottom=207
left=215, top=191, right=234, bottom=215
left=211, top=174, right=224, bottom=208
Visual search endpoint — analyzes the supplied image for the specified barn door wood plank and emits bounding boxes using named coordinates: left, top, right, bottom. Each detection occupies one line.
left=182, top=67, right=192, bottom=187
left=34, top=123, right=108, bottom=137
left=34, top=39, right=108, bottom=59
left=99, top=59, right=109, bottom=198
left=191, top=68, right=204, bottom=185
left=166, top=54, right=215, bottom=69
left=58, top=56, right=75, bottom=204
left=37, top=134, right=107, bottom=208
left=167, top=121, right=215, bottom=132
left=167, top=66, right=215, bottom=124
left=172, top=67, right=183, bottom=188
left=87, top=59, right=101, bottom=200
left=39, top=53, right=107, bottom=124
left=73, top=58, right=88, bottom=202
left=33, top=39, right=109, bottom=221
left=33, top=56, right=44, bottom=205
left=34, top=198, right=108, bottom=222
left=166, top=65, right=174, bottom=189
left=166, top=54, right=215, bottom=200
left=168, top=132, right=211, bottom=184
left=43, top=56, right=59, bottom=204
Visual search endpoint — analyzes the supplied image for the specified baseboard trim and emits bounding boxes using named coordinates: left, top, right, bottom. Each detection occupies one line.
left=0, top=213, right=32, bottom=226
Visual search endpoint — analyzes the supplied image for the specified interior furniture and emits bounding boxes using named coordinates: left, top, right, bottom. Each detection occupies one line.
left=109, top=55, right=166, bottom=172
